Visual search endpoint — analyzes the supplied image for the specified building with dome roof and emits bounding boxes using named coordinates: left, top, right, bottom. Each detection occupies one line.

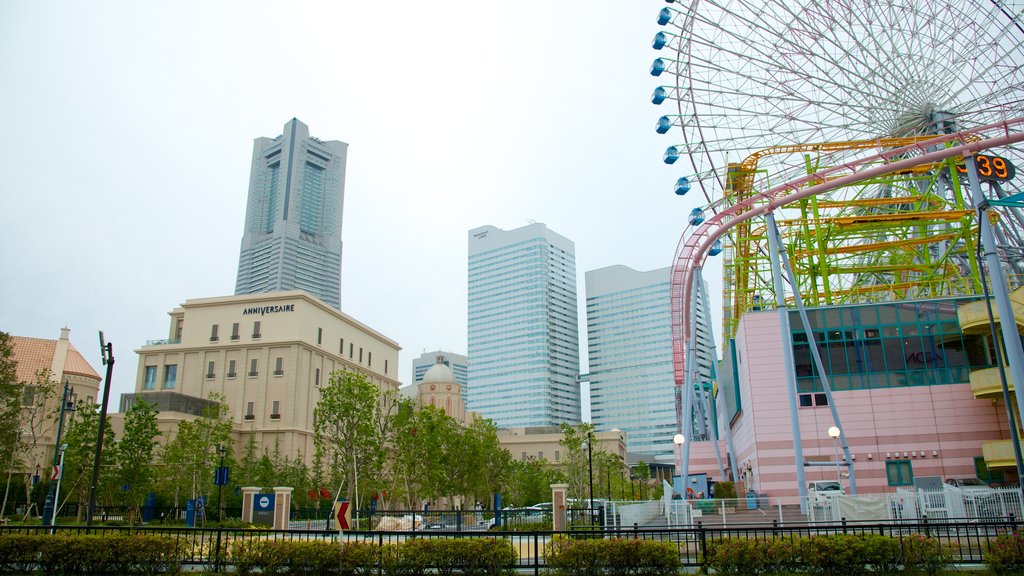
left=417, top=355, right=467, bottom=423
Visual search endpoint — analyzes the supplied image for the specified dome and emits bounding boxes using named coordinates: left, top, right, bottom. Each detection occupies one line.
left=422, top=362, right=455, bottom=383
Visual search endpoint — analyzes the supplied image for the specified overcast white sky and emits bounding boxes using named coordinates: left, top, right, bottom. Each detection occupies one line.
left=0, top=1, right=721, bottom=410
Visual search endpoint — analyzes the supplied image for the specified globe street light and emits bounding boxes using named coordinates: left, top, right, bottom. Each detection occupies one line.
left=673, top=434, right=685, bottom=498
left=827, top=426, right=842, bottom=487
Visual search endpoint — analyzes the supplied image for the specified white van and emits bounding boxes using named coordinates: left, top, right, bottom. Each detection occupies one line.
left=808, top=481, right=843, bottom=501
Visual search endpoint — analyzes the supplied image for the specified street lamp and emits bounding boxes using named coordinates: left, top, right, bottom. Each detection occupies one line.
left=42, top=382, right=74, bottom=527
left=216, top=444, right=227, bottom=522
left=673, top=434, right=685, bottom=498
left=827, top=426, right=842, bottom=487
left=586, top=432, right=594, bottom=521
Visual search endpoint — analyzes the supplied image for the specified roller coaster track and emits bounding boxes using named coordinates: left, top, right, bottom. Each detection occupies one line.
left=670, top=118, right=1024, bottom=389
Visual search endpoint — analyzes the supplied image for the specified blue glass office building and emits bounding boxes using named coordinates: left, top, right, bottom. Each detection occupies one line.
left=586, top=265, right=714, bottom=458
left=467, top=224, right=581, bottom=427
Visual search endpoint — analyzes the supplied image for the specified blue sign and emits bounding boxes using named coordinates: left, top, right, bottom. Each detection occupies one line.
left=255, top=494, right=275, bottom=512
left=214, top=466, right=230, bottom=486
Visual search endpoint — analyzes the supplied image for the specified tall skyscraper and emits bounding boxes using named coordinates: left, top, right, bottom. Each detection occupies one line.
left=585, top=265, right=714, bottom=458
left=467, top=223, right=581, bottom=427
left=411, top=350, right=468, bottom=389
left=236, top=118, right=348, bottom=309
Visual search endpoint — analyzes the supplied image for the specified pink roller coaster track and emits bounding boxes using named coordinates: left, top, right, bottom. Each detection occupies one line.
left=670, top=118, right=1024, bottom=406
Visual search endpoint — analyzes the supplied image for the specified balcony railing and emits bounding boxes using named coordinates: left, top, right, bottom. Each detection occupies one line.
left=144, top=338, right=181, bottom=346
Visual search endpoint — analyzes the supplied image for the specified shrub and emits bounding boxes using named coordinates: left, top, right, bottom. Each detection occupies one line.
left=714, top=482, right=737, bottom=500
left=986, top=532, right=1024, bottom=576
left=546, top=536, right=679, bottom=576
left=800, top=534, right=870, bottom=576
left=28, top=533, right=183, bottom=575
left=0, top=533, right=44, bottom=575
left=899, top=533, right=953, bottom=576
left=859, top=533, right=901, bottom=576
left=701, top=536, right=772, bottom=576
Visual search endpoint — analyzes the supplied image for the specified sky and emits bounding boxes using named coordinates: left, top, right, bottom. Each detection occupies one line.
left=0, top=1, right=721, bottom=411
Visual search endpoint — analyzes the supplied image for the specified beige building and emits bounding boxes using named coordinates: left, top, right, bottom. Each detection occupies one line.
left=122, top=291, right=400, bottom=463
left=417, top=356, right=467, bottom=422
left=498, top=426, right=627, bottom=466
left=9, top=328, right=102, bottom=476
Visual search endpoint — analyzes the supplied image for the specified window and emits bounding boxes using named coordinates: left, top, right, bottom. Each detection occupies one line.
left=252, top=321, right=261, bottom=339
left=521, top=452, right=527, bottom=461
left=315, top=368, right=321, bottom=388
left=231, top=323, right=240, bottom=341
left=22, top=386, right=36, bottom=407
left=227, top=360, right=237, bottom=378
left=799, top=393, right=829, bottom=407
left=317, top=328, right=323, bottom=345
left=245, top=401, right=255, bottom=420
left=886, top=460, right=914, bottom=486
left=538, top=451, right=543, bottom=459
left=349, top=343, right=354, bottom=358
left=271, top=400, right=280, bottom=419
left=359, top=347, right=363, bottom=363
left=163, top=365, right=177, bottom=389
left=555, top=450, right=560, bottom=462
left=339, top=338, right=344, bottom=354
left=210, top=324, right=219, bottom=342
left=144, top=366, right=157, bottom=389
left=86, top=396, right=93, bottom=404
left=248, top=358, right=258, bottom=377
left=384, top=360, right=389, bottom=375
left=206, top=361, right=215, bottom=379
left=368, top=352, right=372, bottom=367
left=274, top=357, right=284, bottom=376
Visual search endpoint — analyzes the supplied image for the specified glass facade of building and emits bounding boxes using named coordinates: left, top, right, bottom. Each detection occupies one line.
left=467, top=224, right=581, bottom=427
left=790, top=297, right=992, bottom=394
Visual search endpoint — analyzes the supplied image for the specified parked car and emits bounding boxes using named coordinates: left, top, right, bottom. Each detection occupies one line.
left=807, top=481, right=843, bottom=501
left=944, top=478, right=994, bottom=490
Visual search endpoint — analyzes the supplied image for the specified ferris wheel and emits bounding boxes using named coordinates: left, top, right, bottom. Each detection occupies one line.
left=654, top=0, right=1024, bottom=335
left=654, top=0, right=1024, bottom=200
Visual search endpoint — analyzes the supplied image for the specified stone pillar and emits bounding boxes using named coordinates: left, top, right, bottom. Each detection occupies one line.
left=240, top=487, right=261, bottom=524
left=273, top=487, right=293, bottom=531
left=551, top=483, right=569, bottom=531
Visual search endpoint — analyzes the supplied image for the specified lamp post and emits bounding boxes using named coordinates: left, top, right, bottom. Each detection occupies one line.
left=216, top=444, right=227, bottom=522
left=673, top=434, right=685, bottom=497
left=42, top=382, right=74, bottom=526
left=86, top=332, right=114, bottom=527
left=586, top=432, right=594, bottom=520
left=827, top=426, right=842, bottom=487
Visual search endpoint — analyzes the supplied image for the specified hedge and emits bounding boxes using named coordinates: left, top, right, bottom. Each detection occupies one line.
left=986, top=531, right=1024, bottom=576
left=232, top=537, right=517, bottom=576
left=701, top=533, right=953, bottom=576
left=0, top=533, right=183, bottom=575
left=545, top=536, right=682, bottom=576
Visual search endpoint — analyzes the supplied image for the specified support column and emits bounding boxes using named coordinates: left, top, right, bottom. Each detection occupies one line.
left=969, top=156, right=1024, bottom=455
left=273, top=487, right=293, bottom=531
left=766, top=212, right=808, bottom=511
left=773, top=222, right=857, bottom=494
left=240, top=487, right=260, bottom=524
left=550, top=483, right=568, bottom=531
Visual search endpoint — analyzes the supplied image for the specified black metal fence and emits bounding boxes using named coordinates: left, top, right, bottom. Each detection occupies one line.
left=1, top=517, right=1018, bottom=573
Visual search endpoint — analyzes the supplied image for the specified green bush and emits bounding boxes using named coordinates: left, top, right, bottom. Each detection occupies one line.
left=899, top=533, right=953, bottom=576
left=986, top=532, right=1024, bottom=576
left=546, top=536, right=680, bottom=576
left=800, top=534, right=871, bottom=576
left=17, top=533, right=183, bottom=575
left=0, top=533, right=44, bottom=575
left=714, top=482, right=737, bottom=500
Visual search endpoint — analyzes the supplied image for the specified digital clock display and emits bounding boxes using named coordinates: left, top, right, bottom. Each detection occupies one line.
left=955, top=153, right=1016, bottom=183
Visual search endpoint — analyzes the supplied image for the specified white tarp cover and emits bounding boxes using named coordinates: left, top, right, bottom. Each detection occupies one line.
left=836, top=495, right=889, bottom=521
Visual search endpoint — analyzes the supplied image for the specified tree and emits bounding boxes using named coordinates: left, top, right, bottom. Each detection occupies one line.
left=504, top=457, right=564, bottom=507
left=13, top=370, right=58, bottom=512
left=313, top=370, right=380, bottom=503
left=559, top=423, right=596, bottom=502
left=0, top=332, right=21, bottom=518
left=59, top=401, right=115, bottom=520
left=114, top=398, right=159, bottom=523
left=157, top=394, right=232, bottom=518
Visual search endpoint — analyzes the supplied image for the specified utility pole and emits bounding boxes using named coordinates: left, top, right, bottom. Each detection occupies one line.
left=85, top=332, right=114, bottom=527
left=41, top=382, right=73, bottom=526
